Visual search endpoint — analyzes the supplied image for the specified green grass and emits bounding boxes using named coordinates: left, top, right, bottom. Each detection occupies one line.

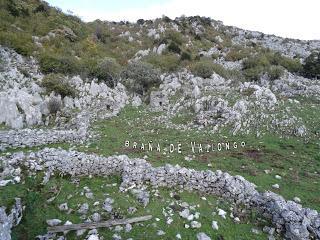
left=1, top=103, right=319, bottom=239
left=1, top=174, right=268, bottom=240
left=80, top=106, right=320, bottom=211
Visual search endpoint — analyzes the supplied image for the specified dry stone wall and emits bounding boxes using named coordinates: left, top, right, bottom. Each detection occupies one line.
left=1, top=148, right=319, bottom=240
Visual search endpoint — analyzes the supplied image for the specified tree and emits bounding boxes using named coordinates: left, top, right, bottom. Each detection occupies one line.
left=121, top=62, right=160, bottom=95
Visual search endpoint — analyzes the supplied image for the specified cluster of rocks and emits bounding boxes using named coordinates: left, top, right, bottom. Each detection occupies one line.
left=0, top=198, right=23, bottom=240
left=32, top=25, right=77, bottom=48
left=148, top=70, right=313, bottom=138
left=0, top=46, right=132, bottom=152
left=1, top=148, right=319, bottom=239
left=229, top=26, right=320, bottom=59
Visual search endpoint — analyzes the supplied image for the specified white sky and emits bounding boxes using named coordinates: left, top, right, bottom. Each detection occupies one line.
left=47, top=0, right=320, bottom=40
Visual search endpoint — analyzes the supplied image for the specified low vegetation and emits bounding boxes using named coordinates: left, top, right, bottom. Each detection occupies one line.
left=243, top=51, right=302, bottom=81
left=41, top=74, right=76, bottom=97
left=303, top=51, right=320, bottom=79
left=121, top=61, right=161, bottom=95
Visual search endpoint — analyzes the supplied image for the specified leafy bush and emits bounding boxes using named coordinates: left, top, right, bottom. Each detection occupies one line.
left=243, top=66, right=264, bottom=81
left=190, top=60, right=229, bottom=79
left=243, top=52, right=302, bottom=81
left=166, top=31, right=184, bottom=45
left=121, top=61, right=160, bottom=95
left=180, top=51, right=192, bottom=61
left=6, top=0, right=30, bottom=17
left=270, top=52, right=302, bottom=73
left=268, top=65, right=284, bottom=80
left=146, top=54, right=180, bottom=72
left=33, top=2, right=50, bottom=14
left=94, top=26, right=109, bottom=43
left=39, top=53, right=79, bottom=74
left=47, top=97, right=62, bottom=114
left=94, top=57, right=121, bottom=87
left=167, top=41, right=181, bottom=54
left=191, top=60, right=214, bottom=78
left=225, top=48, right=251, bottom=61
left=0, top=31, right=35, bottom=56
left=303, top=52, right=320, bottom=78
left=42, top=74, right=76, bottom=98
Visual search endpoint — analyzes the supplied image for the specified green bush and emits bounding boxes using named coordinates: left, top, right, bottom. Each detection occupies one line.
left=191, top=60, right=229, bottom=79
left=243, top=52, right=302, bottom=81
left=6, top=0, right=30, bottom=17
left=243, top=66, right=264, bottom=81
left=303, top=52, right=320, bottom=78
left=121, top=61, right=160, bottom=95
left=268, top=65, right=284, bottom=80
left=225, top=48, right=251, bottom=61
left=180, top=51, right=192, bottom=61
left=146, top=54, right=180, bottom=72
left=167, top=41, right=181, bottom=54
left=93, top=57, right=121, bottom=87
left=0, top=31, right=35, bottom=56
left=42, top=74, right=76, bottom=98
left=39, top=53, right=79, bottom=74
left=270, top=52, right=302, bottom=73
left=191, top=60, right=214, bottom=78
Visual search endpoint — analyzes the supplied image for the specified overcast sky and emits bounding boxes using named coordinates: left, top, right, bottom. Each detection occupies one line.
left=46, top=0, right=320, bottom=40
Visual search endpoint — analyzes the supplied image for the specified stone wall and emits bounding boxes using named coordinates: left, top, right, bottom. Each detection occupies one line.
left=1, top=148, right=319, bottom=239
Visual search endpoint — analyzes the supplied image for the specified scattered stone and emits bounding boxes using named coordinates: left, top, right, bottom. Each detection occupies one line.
left=78, top=203, right=89, bottom=214
left=46, top=219, right=62, bottom=226
left=293, top=197, right=301, bottom=203
left=251, top=228, right=260, bottom=234
left=191, top=221, right=201, bottom=228
left=125, top=223, right=132, bottom=233
left=58, top=203, right=68, bottom=212
left=217, top=209, right=227, bottom=219
left=157, top=230, right=165, bottom=236
left=211, top=221, right=219, bottom=230
left=196, top=232, right=211, bottom=240
left=91, top=213, right=101, bottom=222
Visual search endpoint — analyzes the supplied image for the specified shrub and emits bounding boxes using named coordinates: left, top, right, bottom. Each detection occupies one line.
left=268, top=65, right=284, bottom=80
left=137, top=19, right=145, bottom=25
left=166, top=31, right=184, bottom=45
left=225, top=48, right=251, bottom=61
left=167, top=41, right=181, bottom=54
left=33, top=2, right=50, bottom=14
left=303, top=52, right=320, bottom=78
left=243, top=66, right=264, bottom=81
left=39, top=53, right=79, bottom=74
left=191, top=60, right=228, bottom=78
left=243, top=54, right=270, bottom=70
left=6, top=0, right=30, bottom=17
left=121, top=61, right=160, bottom=95
left=94, top=57, right=121, bottom=87
left=180, top=51, right=192, bottom=61
left=242, top=52, right=302, bottom=81
left=42, top=74, right=76, bottom=98
left=270, top=52, right=302, bottom=73
left=146, top=54, right=180, bottom=72
left=47, top=97, right=62, bottom=114
left=94, top=26, right=109, bottom=43
left=0, top=31, right=35, bottom=56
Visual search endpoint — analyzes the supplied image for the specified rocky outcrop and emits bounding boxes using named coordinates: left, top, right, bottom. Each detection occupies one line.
left=0, top=198, right=23, bottom=240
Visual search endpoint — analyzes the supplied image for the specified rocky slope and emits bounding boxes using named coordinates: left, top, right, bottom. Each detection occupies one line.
left=0, top=1, right=320, bottom=240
